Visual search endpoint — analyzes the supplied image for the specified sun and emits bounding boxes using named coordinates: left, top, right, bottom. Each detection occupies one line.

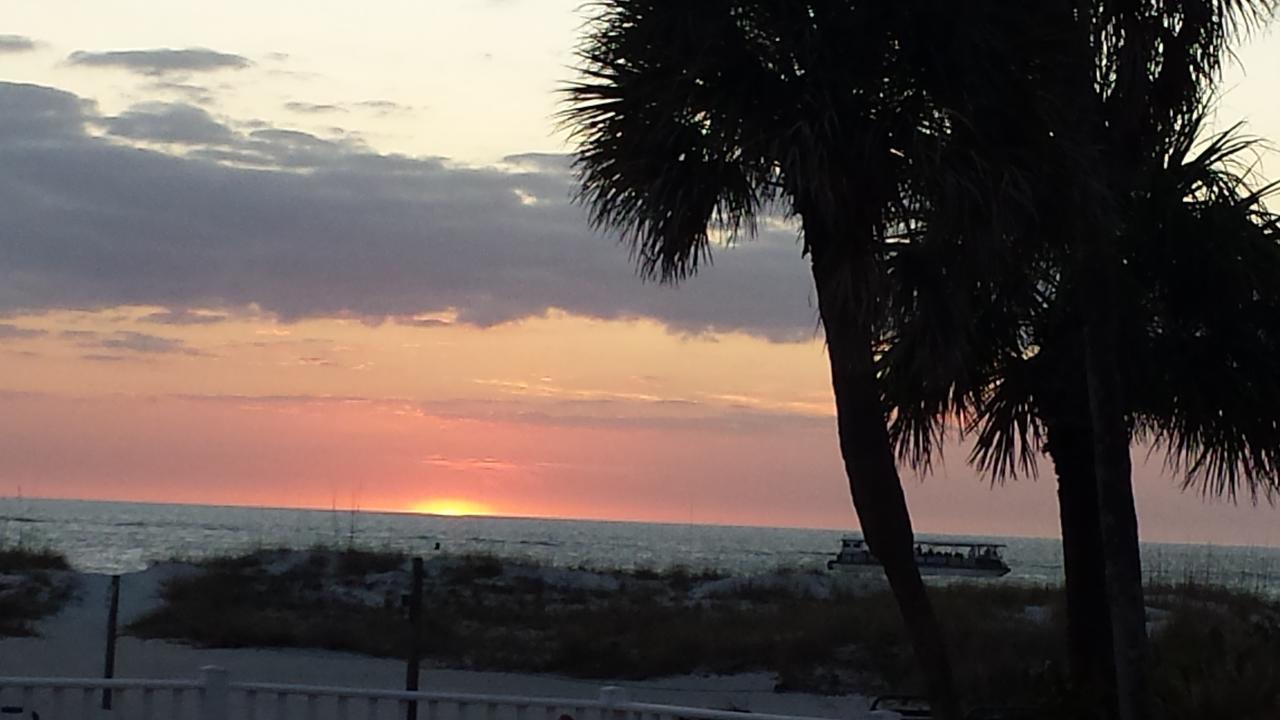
left=410, top=498, right=493, bottom=517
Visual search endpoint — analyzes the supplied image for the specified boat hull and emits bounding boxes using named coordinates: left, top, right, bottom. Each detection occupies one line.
left=827, top=561, right=1010, bottom=578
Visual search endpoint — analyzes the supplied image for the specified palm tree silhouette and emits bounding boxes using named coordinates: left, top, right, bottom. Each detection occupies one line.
left=562, top=4, right=1276, bottom=718
left=884, top=4, right=1280, bottom=717
left=558, top=4, right=1022, bottom=717
left=892, top=117, right=1280, bottom=717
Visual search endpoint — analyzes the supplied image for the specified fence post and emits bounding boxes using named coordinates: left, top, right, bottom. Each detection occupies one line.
left=599, top=686, right=628, bottom=716
left=101, top=574, right=121, bottom=710
left=200, top=666, right=230, bottom=720
left=405, top=556, right=424, bottom=720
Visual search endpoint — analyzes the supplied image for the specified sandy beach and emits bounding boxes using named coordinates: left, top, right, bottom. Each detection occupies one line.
left=0, top=567, right=876, bottom=719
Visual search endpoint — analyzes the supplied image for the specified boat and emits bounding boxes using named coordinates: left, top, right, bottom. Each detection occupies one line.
left=826, top=536, right=1011, bottom=577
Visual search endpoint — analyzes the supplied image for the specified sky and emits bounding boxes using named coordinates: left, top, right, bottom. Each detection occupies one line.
left=1, top=2, right=1278, bottom=545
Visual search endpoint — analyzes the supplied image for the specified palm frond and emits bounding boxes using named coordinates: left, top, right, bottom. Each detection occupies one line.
left=1127, top=119, right=1280, bottom=503
left=560, top=0, right=779, bottom=282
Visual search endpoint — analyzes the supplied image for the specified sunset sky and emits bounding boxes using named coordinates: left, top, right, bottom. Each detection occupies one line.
left=2, top=2, right=1278, bottom=545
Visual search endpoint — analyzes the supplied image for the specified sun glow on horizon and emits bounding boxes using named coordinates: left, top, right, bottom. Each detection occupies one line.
left=410, top=498, right=495, bottom=517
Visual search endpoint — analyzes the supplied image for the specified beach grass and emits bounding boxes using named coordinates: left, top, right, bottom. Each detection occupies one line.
left=123, top=549, right=1280, bottom=714
left=126, top=551, right=1058, bottom=698
left=0, top=544, right=70, bottom=573
left=0, top=542, right=74, bottom=637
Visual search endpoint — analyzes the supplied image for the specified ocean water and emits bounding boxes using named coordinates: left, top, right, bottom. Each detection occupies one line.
left=2, top=498, right=1278, bottom=594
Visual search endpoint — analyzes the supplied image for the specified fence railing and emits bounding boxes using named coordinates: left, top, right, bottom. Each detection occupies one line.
left=0, top=667, right=850, bottom=720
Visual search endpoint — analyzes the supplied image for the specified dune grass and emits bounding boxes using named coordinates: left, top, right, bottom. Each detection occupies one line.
left=124, top=549, right=1280, bottom=715
left=122, top=550, right=1066, bottom=700
left=0, top=544, right=69, bottom=573
left=0, top=543, right=74, bottom=638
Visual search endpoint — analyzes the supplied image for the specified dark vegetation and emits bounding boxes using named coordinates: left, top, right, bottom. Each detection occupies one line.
left=0, top=543, right=75, bottom=638
left=127, top=551, right=1280, bottom=716
left=1147, top=584, right=1280, bottom=720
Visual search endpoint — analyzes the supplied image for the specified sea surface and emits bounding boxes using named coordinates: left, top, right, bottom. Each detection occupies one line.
left=3, top=498, right=1279, bottom=594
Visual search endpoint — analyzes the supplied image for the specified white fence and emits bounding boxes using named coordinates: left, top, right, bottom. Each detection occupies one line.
left=0, top=668, right=844, bottom=720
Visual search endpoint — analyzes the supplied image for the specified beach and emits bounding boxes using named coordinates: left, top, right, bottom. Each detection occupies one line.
left=4, top=541, right=1280, bottom=719
left=0, top=563, right=874, bottom=719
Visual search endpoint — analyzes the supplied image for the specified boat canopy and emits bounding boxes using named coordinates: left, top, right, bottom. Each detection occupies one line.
left=840, top=536, right=1006, bottom=550
left=916, top=541, right=1007, bottom=549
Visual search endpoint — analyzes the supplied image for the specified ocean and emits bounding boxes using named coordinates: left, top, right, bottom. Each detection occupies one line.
left=3, top=498, right=1279, bottom=594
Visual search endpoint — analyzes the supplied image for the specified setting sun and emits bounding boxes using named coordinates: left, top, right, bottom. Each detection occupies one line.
left=410, top=498, right=495, bottom=517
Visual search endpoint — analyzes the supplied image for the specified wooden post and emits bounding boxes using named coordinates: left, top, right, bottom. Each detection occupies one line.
left=102, top=574, right=121, bottom=710
left=405, top=556, right=424, bottom=720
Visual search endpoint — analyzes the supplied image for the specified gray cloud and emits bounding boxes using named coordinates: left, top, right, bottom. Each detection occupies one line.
left=101, top=331, right=193, bottom=354
left=140, top=309, right=229, bottom=325
left=394, top=316, right=452, bottom=328
left=0, top=82, right=94, bottom=141
left=81, top=353, right=129, bottom=363
left=0, top=35, right=39, bottom=54
left=0, top=323, right=46, bottom=339
left=284, top=102, right=347, bottom=115
left=101, top=103, right=236, bottom=145
left=354, top=100, right=413, bottom=115
left=288, top=101, right=412, bottom=117
left=67, top=48, right=252, bottom=76
left=59, top=329, right=206, bottom=356
left=0, top=82, right=817, bottom=342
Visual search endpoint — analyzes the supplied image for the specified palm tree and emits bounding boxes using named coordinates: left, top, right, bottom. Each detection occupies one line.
left=927, top=122, right=1277, bottom=710
left=1070, top=6, right=1278, bottom=718
left=884, top=8, right=1280, bottom=716
left=563, top=5, right=1276, bottom=718
left=559, top=3, right=1041, bottom=716
left=1038, top=7, right=1276, bottom=718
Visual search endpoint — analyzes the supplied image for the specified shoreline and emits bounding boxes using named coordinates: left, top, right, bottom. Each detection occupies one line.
left=7, top=495, right=1280, bottom=552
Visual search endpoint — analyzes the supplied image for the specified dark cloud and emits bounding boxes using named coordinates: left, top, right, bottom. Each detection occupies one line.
left=59, top=329, right=206, bottom=356
left=140, top=309, right=229, bottom=325
left=0, top=82, right=817, bottom=342
left=0, top=323, right=46, bottom=339
left=67, top=48, right=252, bottom=76
left=95, top=102, right=365, bottom=166
left=101, top=103, right=236, bottom=145
left=0, top=35, right=39, bottom=54
left=0, top=82, right=94, bottom=142
left=284, top=102, right=347, bottom=115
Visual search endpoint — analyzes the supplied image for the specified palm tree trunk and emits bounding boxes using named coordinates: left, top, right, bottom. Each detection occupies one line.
left=1043, top=405, right=1117, bottom=718
left=1083, top=319, right=1150, bottom=720
left=810, top=254, right=960, bottom=720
